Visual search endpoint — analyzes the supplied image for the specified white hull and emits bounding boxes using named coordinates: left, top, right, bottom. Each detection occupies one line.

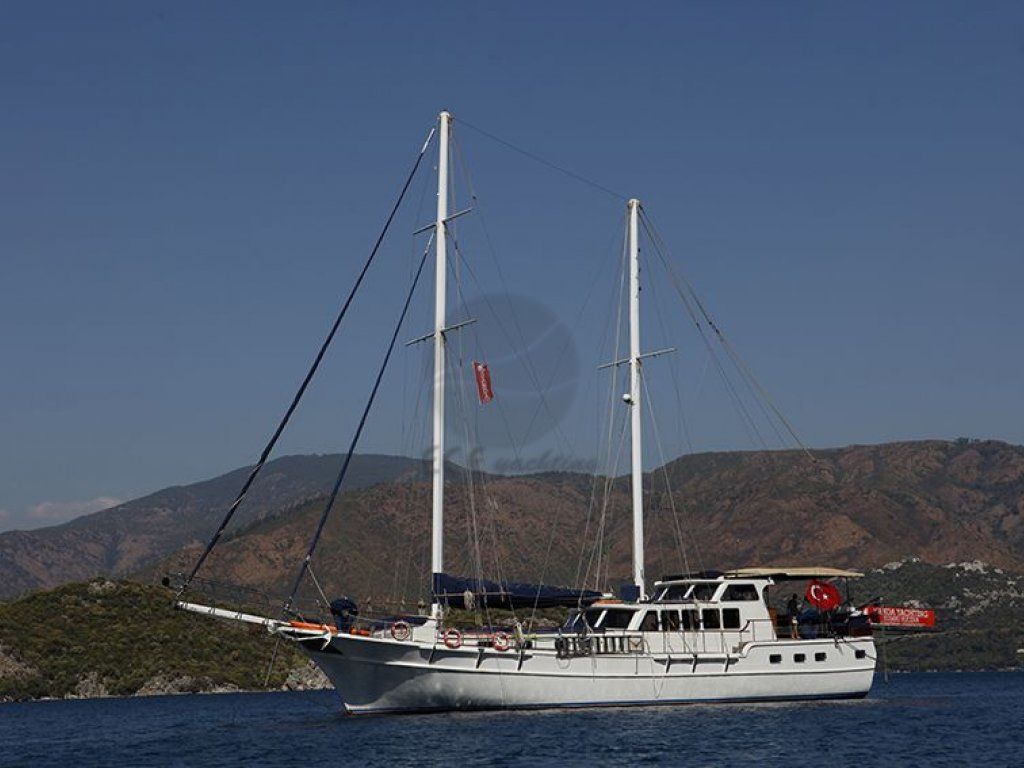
left=300, top=632, right=875, bottom=714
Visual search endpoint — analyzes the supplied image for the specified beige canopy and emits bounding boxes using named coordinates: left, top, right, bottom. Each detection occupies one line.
left=726, top=566, right=864, bottom=580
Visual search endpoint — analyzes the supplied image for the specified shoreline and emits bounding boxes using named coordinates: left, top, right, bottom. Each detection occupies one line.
left=5, top=667, right=1023, bottom=706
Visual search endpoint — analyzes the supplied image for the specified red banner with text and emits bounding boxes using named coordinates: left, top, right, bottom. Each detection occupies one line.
left=864, top=605, right=936, bottom=629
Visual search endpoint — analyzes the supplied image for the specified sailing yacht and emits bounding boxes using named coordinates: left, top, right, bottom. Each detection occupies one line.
left=175, top=110, right=877, bottom=713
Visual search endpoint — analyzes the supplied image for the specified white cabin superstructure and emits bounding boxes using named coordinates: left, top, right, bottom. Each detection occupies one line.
left=175, top=110, right=878, bottom=714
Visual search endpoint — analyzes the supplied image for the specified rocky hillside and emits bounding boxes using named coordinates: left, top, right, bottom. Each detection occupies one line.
left=659, top=439, right=1024, bottom=572
left=858, top=558, right=1024, bottom=672
left=157, top=440, right=1024, bottom=609
left=5, top=440, right=1024, bottom=605
left=0, top=579, right=328, bottom=702
left=0, top=454, right=424, bottom=600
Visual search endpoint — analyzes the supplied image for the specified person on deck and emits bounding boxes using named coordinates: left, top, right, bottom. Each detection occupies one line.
left=786, top=593, right=800, bottom=639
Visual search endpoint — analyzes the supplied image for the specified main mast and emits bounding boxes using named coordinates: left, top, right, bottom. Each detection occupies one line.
left=627, top=198, right=645, bottom=599
left=430, top=111, right=451, bottom=617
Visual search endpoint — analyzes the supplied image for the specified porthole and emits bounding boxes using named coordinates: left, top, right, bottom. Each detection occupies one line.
left=815, top=652, right=826, bottom=662
left=794, top=653, right=806, bottom=663
left=769, top=654, right=782, bottom=664
left=855, top=649, right=866, bottom=659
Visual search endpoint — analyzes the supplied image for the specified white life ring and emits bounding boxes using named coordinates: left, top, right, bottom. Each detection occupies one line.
left=390, top=621, right=411, bottom=642
left=443, top=628, right=462, bottom=649
left=492, top=631, right=511, bottom=652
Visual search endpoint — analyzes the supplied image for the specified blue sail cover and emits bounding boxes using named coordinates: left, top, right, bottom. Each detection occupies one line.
left=432, top=573, right=603, bottom=610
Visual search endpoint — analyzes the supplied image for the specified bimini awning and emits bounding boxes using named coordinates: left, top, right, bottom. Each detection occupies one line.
left=432, top=573, right=603, bottom=610
left=725, top=566, right=864, bottom=580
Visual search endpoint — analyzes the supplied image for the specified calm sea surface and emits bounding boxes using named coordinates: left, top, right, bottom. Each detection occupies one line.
left=1, top=672, right=1021, bottom=767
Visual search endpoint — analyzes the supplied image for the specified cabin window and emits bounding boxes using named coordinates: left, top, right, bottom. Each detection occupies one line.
left=722, top=608, right=741, bottom=629
left=601, top=609, right=634, bottom=630
left=855, top=650, right=866, bottom=659
left=659, top=585, right=689, bottom=601
left=815, top=652, right=827, bottom=662
left=681, top=610, right=699, bottom=631
left=794, top=653, right=806, bottom=663
left=702, top=609, right=721, bottom=630
left=692, top=584, right=718, bottom=601
left=639, top=611, right=660, bottom=632
left=583, top=609, right=605, bottom=628
left=723, top=584, right=759, bottom=602
left=769, top=654, right=782, bottom=664
left=661, top=610, right=680, bottom=632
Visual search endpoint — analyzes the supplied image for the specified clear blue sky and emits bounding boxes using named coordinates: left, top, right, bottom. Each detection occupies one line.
left=2, top=1, right=1022, bottom=531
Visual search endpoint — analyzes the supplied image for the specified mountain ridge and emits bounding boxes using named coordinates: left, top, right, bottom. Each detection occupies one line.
left=0, top=453, right=426, bottom=599
left=4, top=439, right=1024, bottom=602
left=156, top=439, right=1024, bottom=608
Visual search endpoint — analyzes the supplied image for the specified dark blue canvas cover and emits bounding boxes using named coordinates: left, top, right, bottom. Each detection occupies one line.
left=432, top=573, right=603, bottom=610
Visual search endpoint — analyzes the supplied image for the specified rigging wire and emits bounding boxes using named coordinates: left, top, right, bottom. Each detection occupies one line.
left=448, top=219, right=623, bottom=620
left=283, top=233, right=434, bottom=613
left=435, top=138, right=529, bottom=629
left=457, top=117, right=628, bottom=202
left=638, top=213, right=769, bottom=449
left=449, top=132, right=600, bottom=459
left=588, top=411, right=630, bottom=593
left=646, top=256, right=695, bottom=457
left=444, top=239, right=530, bottom=631
left=393, top=159, right=435, bottom=607
left=180, top=124, right=437, bottom=594
left=577, top=219, right=630, bottom=594
left=446, top=235, right=524, bottom=466
left=449, top=136, right=632, bottom=626
left=641, top=370, right=700, bottom=576
left=640, top=209, right=814, bottom=458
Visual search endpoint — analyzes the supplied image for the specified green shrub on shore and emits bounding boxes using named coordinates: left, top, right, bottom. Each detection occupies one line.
left=0, top=579, right=306, bottom=701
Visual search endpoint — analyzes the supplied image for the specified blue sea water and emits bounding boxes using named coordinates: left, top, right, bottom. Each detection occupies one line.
left=1, top=672, right=1021, bottom=767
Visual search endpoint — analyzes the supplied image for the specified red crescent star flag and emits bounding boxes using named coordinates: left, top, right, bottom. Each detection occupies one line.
left=473, top=361, right=494, bottom=405
left=805, top=580, right=841, bottom=611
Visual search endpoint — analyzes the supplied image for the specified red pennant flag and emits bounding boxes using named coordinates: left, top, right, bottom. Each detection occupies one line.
left=473, top=361, right=494, bottom=405
left=805, top=580, right=841, bottom=611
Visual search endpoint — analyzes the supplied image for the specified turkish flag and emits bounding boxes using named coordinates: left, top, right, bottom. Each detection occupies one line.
left=473, top=361, right=494, bottom=405
left=805, top=580, right=841, bottom=611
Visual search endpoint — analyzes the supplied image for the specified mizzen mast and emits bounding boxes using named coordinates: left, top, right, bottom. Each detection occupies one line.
left=430, top=110, right=451, bottom=617
left=627, top=198, right=646, bottom=599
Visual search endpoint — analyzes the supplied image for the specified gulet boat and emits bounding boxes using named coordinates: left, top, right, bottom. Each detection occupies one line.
left=173, top=110, right=877, bottom=714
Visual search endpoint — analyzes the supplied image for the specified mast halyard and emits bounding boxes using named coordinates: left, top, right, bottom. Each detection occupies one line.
left=431, top=111, right=451, bottom=618
left=627, top=198, right=646, bottom=599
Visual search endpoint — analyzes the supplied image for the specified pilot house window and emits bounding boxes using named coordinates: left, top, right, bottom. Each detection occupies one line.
left=722, top=608, right=741, bottom=629
left=639, top=611, right=660, bottom=632
left=601, top=609, right=633, bottom=630
left=702, top=609, right=721, bottom=630
left=692, top=584, right=717, bottom=601
left=722, top=584, right=759, bottom=602
left=660, top=585, right=688, bottom=601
